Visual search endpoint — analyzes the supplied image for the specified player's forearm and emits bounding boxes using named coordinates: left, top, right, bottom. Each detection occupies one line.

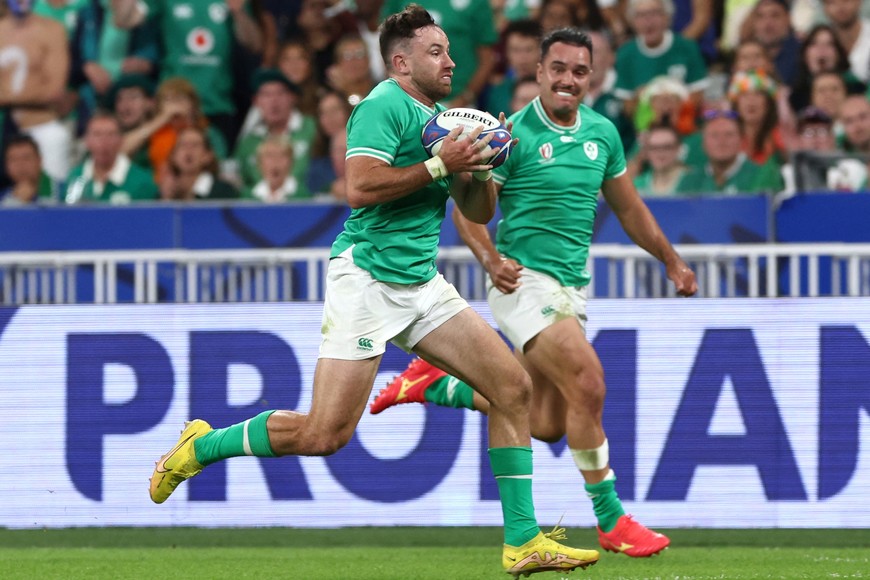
left=453, top=174, right=496, bottom=224
left=232, top=10, right=263, bottom=53
left=345, top=163, right=436, bottom=209
left=618, top=204, right=682, bottom=267
left=452, top=204, right=500, bottom=271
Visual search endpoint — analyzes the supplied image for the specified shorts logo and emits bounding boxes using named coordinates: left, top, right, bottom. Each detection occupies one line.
left=584, top=142, right=598, bottom=160
left=357, top=337, right=374, bottom=351
left=541, top=305, right=555, bottom=316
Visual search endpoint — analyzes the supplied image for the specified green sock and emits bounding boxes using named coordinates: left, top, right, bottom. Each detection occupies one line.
left=584, top=472, right=625, bottom=532
left=488, top=447, right=540, bottom=546
left=193, top=410, right=278, bottom=466
left=423, top=376, right=476, bottom=409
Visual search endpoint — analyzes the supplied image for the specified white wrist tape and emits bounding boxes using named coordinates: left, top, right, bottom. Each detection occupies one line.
left=472, top=169, right=493, bottom=181
left=424, top=156, right=448, bottom=181
left=571, top=439, right=610, bottom=471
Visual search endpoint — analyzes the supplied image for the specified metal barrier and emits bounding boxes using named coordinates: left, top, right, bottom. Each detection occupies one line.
left=1, top=244, right=869, bottom=304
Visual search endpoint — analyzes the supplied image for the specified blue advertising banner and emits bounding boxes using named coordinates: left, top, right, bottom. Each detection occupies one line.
left=0, top=299, right=867, bottom=529
left=777, top=192, right=870, bottom=243
left=0, top=197, right=773, bottom=253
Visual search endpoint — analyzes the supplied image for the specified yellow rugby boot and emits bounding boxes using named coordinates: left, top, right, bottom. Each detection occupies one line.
left=149, top=419, right=212, bottom=504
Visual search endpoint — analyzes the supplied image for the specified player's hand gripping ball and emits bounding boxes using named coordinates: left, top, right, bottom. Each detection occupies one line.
left=422, top=108, right=513, bottom=168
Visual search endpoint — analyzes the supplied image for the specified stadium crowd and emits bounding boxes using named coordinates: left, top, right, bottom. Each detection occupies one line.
left=1, top=0, right=870, bottom=206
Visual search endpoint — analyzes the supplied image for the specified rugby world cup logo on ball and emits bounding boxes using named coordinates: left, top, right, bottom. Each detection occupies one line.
left=422, top=108, right=513, bottom=168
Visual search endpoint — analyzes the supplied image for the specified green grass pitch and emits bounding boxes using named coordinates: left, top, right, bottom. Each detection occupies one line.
left=0, top=527, right=867, bottom=579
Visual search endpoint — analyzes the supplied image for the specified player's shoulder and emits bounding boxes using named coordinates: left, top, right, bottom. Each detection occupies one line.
left=506, top=99, right=543, bottom=132
left=579, top=104, right=617, bottom=131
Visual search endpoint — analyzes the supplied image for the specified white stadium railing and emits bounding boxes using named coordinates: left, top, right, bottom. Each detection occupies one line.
left=1, top=243, right=870, bottom=304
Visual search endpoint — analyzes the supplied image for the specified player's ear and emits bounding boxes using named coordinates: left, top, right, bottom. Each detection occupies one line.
left=392, top=53, right=409, bottom=74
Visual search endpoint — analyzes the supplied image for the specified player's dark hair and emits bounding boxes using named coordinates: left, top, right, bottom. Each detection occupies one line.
left=379, top=4, right=437, bottom=71
left=3, top=134, right=41, bottom=160
left=540, top=28, right=594, bottom=64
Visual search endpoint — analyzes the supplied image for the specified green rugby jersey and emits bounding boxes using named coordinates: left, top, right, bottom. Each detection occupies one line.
left=613, top=32, right=708, bottom=99
left=333, top=79, right=450, bottom=285
left=493, top=98, right=626, bottom=287
left=144, top=0, right=236, bottom=115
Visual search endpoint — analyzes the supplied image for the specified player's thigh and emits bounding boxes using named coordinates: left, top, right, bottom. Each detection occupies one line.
left=515, top=347, right=566, bottom=442
left=307, top=356, right=383, bottom=438
left=524, top=316, right=604, bottom=398
left=413, top=308, right=528, bottom=404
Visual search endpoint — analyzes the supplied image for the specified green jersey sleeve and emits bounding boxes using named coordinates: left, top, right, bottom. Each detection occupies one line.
left=603, top=120, right=627, bottom=180
left=346, top=95, right=404, bottom=165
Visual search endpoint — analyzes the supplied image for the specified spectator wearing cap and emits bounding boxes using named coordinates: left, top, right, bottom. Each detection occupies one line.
left=614, top=0, right=709, bottom=119
left=728, top=69, right=786, bottom=167
left=111, top=0, right=264, bottom=147
left=676, top=109, right=784, bottom=195
left=789, top=24, right=867, bottom=116
left=65, top=111, right=158, bottom=204
left=741, top=0, right=801, bottom=86
left=822, top=0, right=870, bottom=84
left=779, top=105, right=868, bottom=196
left=233, top=69, right=316, bottom=197
left=104, top=74, right=155, bottom=168
left=69, top=0, right=157, bottom=127
left=0, top=134, right=60, bottom=206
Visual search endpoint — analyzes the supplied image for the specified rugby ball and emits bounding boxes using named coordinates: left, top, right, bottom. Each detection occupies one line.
left=421, top=108, right=513, bottom=168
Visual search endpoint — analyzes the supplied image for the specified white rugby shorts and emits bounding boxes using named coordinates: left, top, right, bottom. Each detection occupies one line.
left=319, top=247, right=469, bottom=359
left=487, top=266, right=588, bottom=351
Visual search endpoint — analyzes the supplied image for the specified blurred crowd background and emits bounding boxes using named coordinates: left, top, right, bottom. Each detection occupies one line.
left=1, top=0, right=869, bottom=208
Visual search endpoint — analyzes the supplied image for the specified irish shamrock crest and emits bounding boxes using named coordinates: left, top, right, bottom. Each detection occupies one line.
left=583, top=141, right=598, bottom=160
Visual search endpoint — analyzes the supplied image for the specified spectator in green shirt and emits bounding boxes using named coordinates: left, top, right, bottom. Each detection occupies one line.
left=1, top=134, right=59, bottom=206
left=233, top=69, right=316, bottom=197
left=243, top=136, right=308, bottom=203
left=65, top=112, right=159, bottom=204
left=676, top=110, right=784, bottom=195
left=614, top=0, right=709, bottom=119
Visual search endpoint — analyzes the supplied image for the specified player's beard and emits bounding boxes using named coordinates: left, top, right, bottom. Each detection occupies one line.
left=549, top=85, right=581, bottom=120
left=416, top=72, right=452, bottom=103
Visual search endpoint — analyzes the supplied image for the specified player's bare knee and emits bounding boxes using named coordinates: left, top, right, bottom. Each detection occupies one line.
left=565, top=368, right=606, bottom=411
left=310, top=431, right=352, bottom=456
left=490, top=370, right=532, bottom=413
